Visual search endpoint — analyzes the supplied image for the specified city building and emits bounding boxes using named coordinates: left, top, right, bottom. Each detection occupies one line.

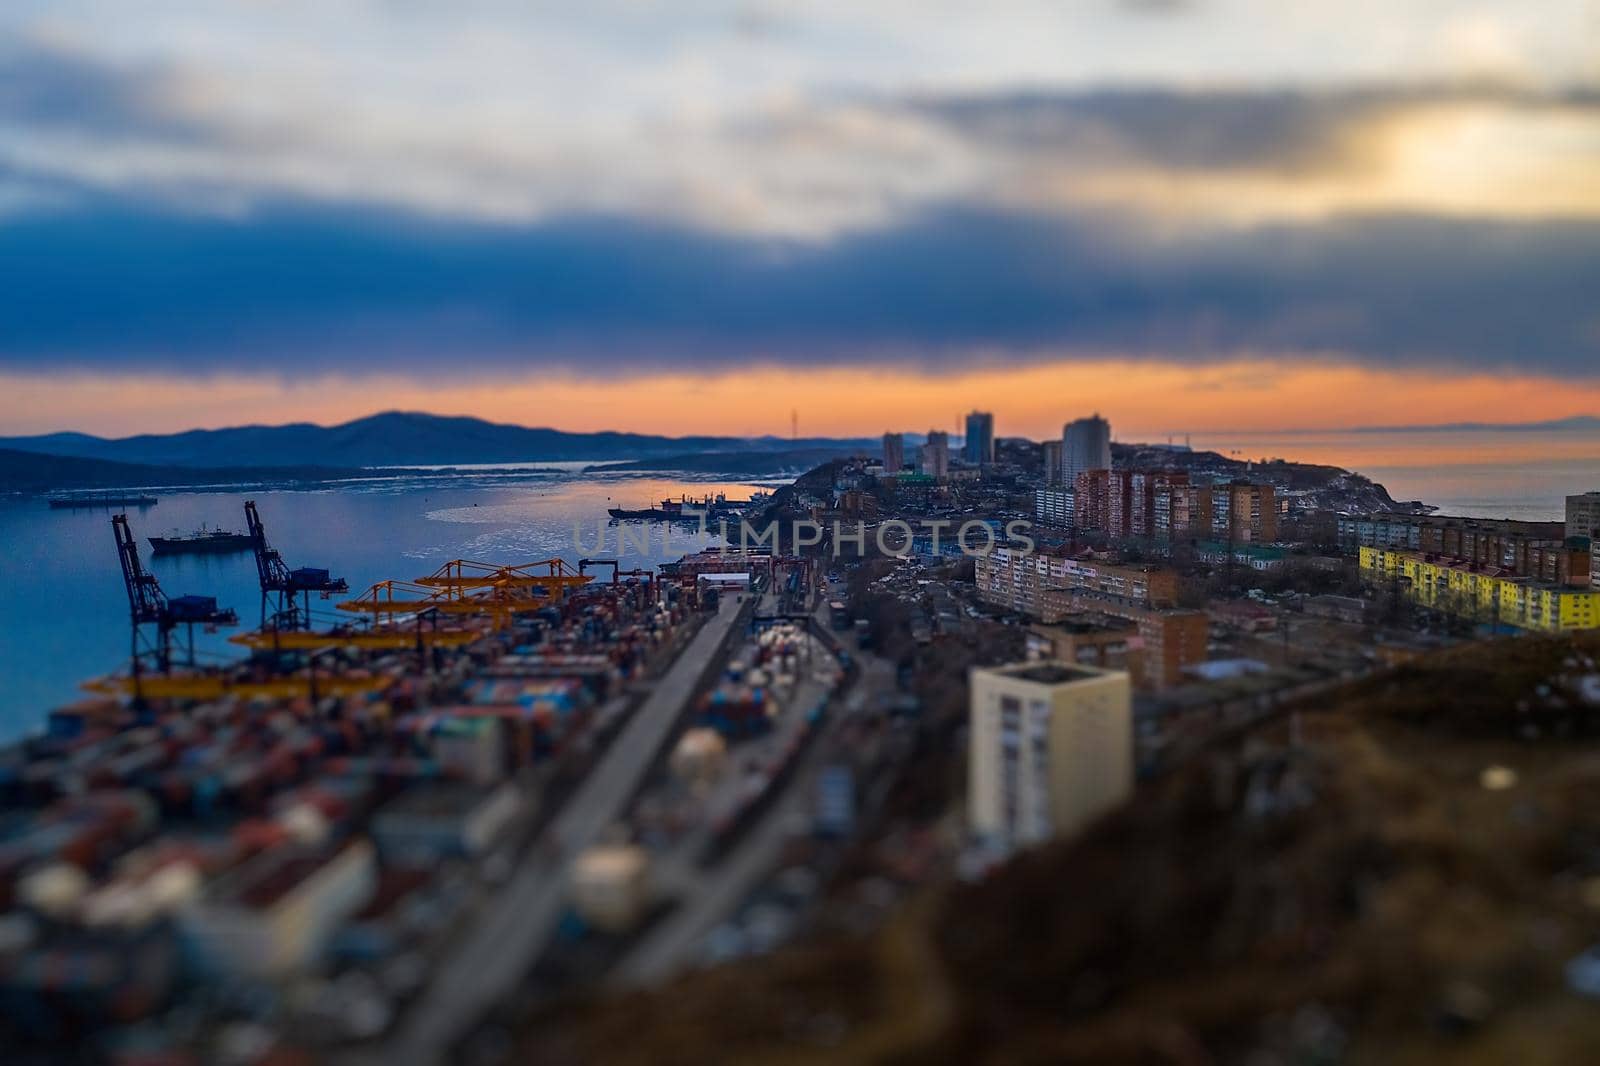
left=1154, top=482, right=1205, bottom=539
left=1124, top=471, right=1189, bottom=539
left=1106, top=470, right=1134, bottom=538
left=1073, top=469, right=1110, bottom=532
left=1062, top=415, right=1112, bottom=486
left=921, top=430, right=950, bottom=477
left=1194, top=540, right=1290, bottom=571
left=882, top=432, right=904, bottom=474
left=1028, top=617, right=1140, bottom=675
left=967, top=661, right=1132, bottom=849
left=1336, top=513, right=1426, bottom=551
left=964, top=411, right=995, bottom=466
left=1359, top=547, right=1600, bottom=632
left=1041, top=440, right=1064, bottom=484
left=1566, top=494, right=1600, bottom=589
left=1210, top=482, right=1278, bottom=543
left=1034, top=487, right=1075, bottom=528
left=1567, top=492, right=1600, bottom=539
left=974, top=547, right=1206, bottom=687
left=1340, top=514, right=1587, bottom=586
left=1070, top=470, right=1271, bottom=545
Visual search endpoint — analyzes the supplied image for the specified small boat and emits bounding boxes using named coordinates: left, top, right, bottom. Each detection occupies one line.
left=149, top=526, right=255, bottom=555
left=48, top=494, right=159, bottom=509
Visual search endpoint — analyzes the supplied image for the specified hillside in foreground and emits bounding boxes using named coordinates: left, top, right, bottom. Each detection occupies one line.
left=502, top=634, right=1600, bottom=1065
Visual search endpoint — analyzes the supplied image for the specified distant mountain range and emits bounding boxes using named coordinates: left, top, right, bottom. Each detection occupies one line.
left=0, top=411, right=878, bottom=469
left=1349, top=415, right=1600, bottom=433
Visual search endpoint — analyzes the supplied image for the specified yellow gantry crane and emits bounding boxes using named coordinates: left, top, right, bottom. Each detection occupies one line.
left=84, top=672, right=393, bottom=700
left=227, top=626, right=481, bottom=651
left=415, top=558, right=592, bottom=595
left=338, top=577, right=560, bottom=632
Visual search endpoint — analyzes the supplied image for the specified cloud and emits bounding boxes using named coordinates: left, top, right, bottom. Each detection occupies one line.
left=3, top=31, right=1598, bottom=238
left=0, top=203, right=1596, bottom=379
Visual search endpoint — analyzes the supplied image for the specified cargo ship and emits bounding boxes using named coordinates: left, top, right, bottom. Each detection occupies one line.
left=148, top=526, right=255, bottom=555
left=48, top=494, right=159, bottom=509
left=607, top=492, right=767, bottom=522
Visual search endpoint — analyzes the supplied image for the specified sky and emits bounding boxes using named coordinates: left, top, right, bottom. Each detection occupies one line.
left=1, top=1, right=1599, bottom=440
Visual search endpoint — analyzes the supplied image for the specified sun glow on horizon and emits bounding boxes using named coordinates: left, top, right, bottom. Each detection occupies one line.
left=8, top=360, right=1600, bottom=446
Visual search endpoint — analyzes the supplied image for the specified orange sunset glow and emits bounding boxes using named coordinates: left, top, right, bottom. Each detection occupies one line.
left=10, top=361, right=1600, bottom=447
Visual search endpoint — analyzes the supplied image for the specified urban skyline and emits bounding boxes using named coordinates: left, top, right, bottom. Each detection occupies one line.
left=4, top=4, right=1600, bottom=1061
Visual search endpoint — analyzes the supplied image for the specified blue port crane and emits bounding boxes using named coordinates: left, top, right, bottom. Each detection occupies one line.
left=112, top=513, right=238, bottom=681
left=244, top=500, right=349, bottom=630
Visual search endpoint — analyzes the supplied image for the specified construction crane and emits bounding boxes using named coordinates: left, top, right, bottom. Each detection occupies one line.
left=415, top=558, right=591, bottom=596
left=577, top=558, right=654, bottom=585
left=112, top=514, right=238, bottom=682
left=244, top=500, right=349, bottom=630
left=228, top=624, right=479, bottom=652
left=339, top=579, right=551, bottom=632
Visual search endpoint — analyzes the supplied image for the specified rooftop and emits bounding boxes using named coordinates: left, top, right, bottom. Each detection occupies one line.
left=984, top=661, right=1114, bottom=686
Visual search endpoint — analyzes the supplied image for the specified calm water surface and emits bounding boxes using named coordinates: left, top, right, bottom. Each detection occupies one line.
left=0, top=472, right=771, bottom=738
left=1188, top=428, right=1600, bottom=521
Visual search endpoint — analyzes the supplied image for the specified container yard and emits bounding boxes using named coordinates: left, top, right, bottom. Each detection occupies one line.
left=0, top=502, right=756, bottom=1059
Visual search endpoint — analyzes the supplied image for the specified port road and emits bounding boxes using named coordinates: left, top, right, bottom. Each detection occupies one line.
left=360, top=593, right=747, bottom=1066
left=613, top=599, right=898, bottom=985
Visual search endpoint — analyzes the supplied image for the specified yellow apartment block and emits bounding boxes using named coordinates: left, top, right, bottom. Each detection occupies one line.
left=1359, top=546, right=1600, bottom=632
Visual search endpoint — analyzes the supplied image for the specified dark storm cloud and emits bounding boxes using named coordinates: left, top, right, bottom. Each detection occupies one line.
left=1, top=204, right=1596, bottom=377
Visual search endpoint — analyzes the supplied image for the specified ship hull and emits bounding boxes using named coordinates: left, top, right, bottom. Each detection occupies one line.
left=149, top=535, right=254, bottom=555
left=49, top=496, right=159, bottom=509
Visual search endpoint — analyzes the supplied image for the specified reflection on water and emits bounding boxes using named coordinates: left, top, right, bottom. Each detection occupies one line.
left=0, top=474, right=767, bottom=739
left=1188, top=428, right=1600, bottom=520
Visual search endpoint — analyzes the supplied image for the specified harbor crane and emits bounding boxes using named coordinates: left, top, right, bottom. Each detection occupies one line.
left=112, top=514, right=237, bottom=682
left=415, top=558, right=591, bottom=596
left=339, top=579, right=552, bottom=632
left=577, top=558, right=654, bottom=585
left=244, top=500, right=349, bottom=630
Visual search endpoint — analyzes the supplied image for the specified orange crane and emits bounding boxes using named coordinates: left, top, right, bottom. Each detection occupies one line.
left=339, top=578, right=553, bottom=631
left=415, top=558, right=591, bottom=595
left=228, top=626, right=480, bottom=651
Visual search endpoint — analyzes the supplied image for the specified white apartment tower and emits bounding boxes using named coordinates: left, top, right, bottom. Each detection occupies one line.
left=968, top=661, right=1132, bottom=850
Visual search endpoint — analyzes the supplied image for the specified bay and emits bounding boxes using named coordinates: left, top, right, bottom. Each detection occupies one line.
left=0, top=470, right=771, bottom=739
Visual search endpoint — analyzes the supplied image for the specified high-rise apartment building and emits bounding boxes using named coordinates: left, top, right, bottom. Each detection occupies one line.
left=964, top=411, right=995, bottom=466
left=1041, top=440, right=1064, bottom=485
left=1568, top=492, right=1600, bottom=539
left=882, top=432, right=904, bottom=473
left=1062, top=415, right=1112, bottom=486
left=921, top=430, right=950, bottom=477
left=968, top=661, right=1132, bottom=849
left=1073, top=469, right=1110, bottom=532
left=1034, top=488, right=1075, bottom=528
left=1208, top=482, right=1278, bottom=544
left=1125, top=471, right=1188, bottom=539
left=1154, top=482, right=1204, bottom=539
